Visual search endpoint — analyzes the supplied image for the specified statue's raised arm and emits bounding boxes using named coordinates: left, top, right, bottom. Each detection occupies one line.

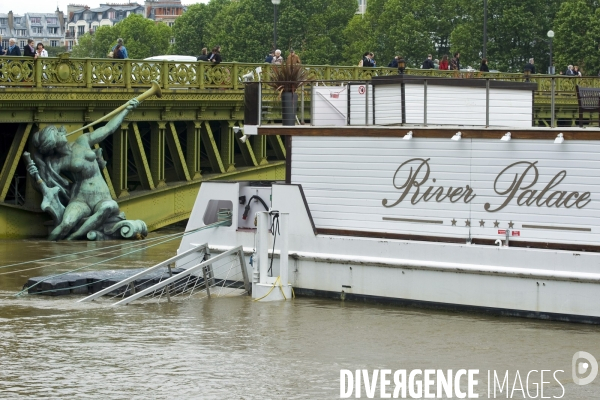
left=85, top=98, right=139, bottom=146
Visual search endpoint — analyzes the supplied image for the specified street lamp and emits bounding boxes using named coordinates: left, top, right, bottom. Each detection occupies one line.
left=547, top=30, right=554, bottom=74
left=483, top=0, right=487, bottom=59
left=272, top=0, right=281, bottom=51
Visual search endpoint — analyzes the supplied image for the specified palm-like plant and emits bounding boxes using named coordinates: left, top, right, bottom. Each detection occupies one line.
left=266, top=62, right=308, bottom=95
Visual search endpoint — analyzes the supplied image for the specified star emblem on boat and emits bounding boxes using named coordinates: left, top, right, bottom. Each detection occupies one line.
left=465, top=219, right=471, bottom=227
left=451, top=218, right=457, bottom=226
left=508, top=221, right=515, bottom=229
left=479, top=219, right=485, bottom=227
left=493, top=220, right=500, bottom=228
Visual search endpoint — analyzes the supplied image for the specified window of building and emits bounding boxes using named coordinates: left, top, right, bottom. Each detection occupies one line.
left=167, top=22, right=174, bottom=27
left=0, top=18, right=8, bottom=25
left=17, top=29, right=27, bottom=36
left=33, top=27, right=43, bottom=34
left=170, top=37, right=175, bottom=44
left=67, top=41, right=73, bottom=50
left=0, top=28, right=5, bottom=35
left=20, top=40, right=26, bottom=48
left=1, top=40, right=8, bottom=49
left=78, top=26, right=85, bottom=34
left=47, top=18, right=57, bottom=24
left=30, top=17, right=41, bottom=24
left=14, top=18, right=21, bottom=24
left=49, top=27, right=58, bottom=34
left=108, top=11, right=115, bottom=19
left=50, top=40, right=59, bottom=47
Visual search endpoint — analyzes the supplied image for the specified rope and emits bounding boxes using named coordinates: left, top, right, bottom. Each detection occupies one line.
left=268, top=212, right=280, bottom=276
left=252, top=276, right=293, bottom=302
left=0, top=229, right=184, bottom=271
left=17, top=220, right=230, bottom=296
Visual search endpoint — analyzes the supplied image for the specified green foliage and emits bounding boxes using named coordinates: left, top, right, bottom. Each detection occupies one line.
left=71, top=14, right=172, bottom=59
left=171, top=3, right=214, bottom=56
left=267, top=62, right=308, bottom=93
left=45, top=47, right=65, bottom=57
left=553, top=0, right=597, bottom=75
left=70, top=0, right=600, bottom=74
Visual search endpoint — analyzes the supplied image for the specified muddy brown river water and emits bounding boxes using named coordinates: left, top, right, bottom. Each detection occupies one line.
left=0, top=228, right=599, bottom=399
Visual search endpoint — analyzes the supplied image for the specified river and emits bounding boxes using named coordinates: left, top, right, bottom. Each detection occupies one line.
left=0, top=228, right=599, bottom=399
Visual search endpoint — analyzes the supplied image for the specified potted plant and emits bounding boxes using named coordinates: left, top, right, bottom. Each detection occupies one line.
left=266, top=62, right=308, bottom=126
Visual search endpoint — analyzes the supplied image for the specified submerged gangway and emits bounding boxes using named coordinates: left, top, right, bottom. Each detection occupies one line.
left=78, top=244, right=250, bottom=306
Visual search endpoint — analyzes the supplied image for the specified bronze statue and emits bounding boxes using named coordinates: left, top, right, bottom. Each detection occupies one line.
left=24, top=82, right=161, bottom=241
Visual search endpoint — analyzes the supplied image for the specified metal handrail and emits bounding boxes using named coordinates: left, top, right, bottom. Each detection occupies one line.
left=112, top=245, right=245, bottom=306
left=78, top=242, right=208, bottom=302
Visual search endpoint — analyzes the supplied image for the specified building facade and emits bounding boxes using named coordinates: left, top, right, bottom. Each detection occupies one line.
left=144, top=0, right=185, bottom=28
left=0, top=9, right=65, bottom=51
left=65, top=3, right=145, bottom=50
left=357, top=0, right=367, bottom=15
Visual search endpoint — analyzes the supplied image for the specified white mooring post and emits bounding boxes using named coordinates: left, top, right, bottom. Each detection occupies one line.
left=252, top=211, right=292, bottom=301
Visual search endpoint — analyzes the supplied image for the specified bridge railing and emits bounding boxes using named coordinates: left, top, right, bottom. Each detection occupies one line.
left=0, top=55, right=396, bottom=90
left=2, top=55, right=600, bottom=93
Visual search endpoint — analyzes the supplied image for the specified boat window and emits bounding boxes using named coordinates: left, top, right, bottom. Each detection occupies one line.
left=203, top=200, right=233, bottom=225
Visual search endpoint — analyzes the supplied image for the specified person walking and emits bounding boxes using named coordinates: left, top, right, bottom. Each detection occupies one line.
left=523, top=58, right=535, bottom=74
left=208, top=46, right=222, bottom=64
left=113, top=43, right=125, bottom=59
left=449, top=52, right=460, bottom=71
left=197, top=48, right=209, bottom=61
left=439, top=55, right=449, bottom=70
left=479, top=58, right=489, bottom=72
left=362, top=52, right=373, bottom=67
left=264, top=51, right=274, bottom=64
left=111, top=38, right=128, bottom=59
left=35, top=43, right=48, bottom=58
left=6, top=38, right=21, bottom=56
left=286, top=49, right=301, bottom=65
left=271, top=49, right=283, bottom=65
left=422, top=54, right=435, bottom=69
left=23, top=39, right=35, bottom=57
left=565, top=65, right=575, bottom=76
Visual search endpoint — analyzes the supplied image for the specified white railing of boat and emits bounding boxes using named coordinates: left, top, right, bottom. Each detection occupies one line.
left=78, top=243, right=210, bottom=303
left=111, top=245, right=249, bottom=306
left=208, top=245, right=600, bottom=284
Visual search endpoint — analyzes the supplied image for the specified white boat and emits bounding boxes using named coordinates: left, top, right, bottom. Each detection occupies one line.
left=176, top=75, right=600, bottom=323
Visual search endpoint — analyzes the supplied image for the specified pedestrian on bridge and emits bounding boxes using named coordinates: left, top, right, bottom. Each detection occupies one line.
left=209, top=46, right=222, bottom=65
left=111, top=38, right=128, bottom=59
left=6, top=38, right=21, bottom=56
left=286, top=49, right=301, bottom=65
left=0, top=35, right=6, bottom=55
left=23, top=39, right=35, bottom=57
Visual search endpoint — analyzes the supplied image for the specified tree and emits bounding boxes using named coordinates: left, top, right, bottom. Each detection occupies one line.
left=71, top=14, right=172, bottom=59
left=172, top=3, right=213, bottom=56
left=112, top=14, right=172, bottom=59
left=553, top=0, right=597, bottom=75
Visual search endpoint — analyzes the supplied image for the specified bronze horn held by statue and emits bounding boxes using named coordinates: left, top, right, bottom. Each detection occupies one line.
left=66, top=81, right=162, bottom=137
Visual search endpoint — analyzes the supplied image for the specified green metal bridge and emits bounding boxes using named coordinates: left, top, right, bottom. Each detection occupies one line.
left=0, top=54, right=598, bottom=238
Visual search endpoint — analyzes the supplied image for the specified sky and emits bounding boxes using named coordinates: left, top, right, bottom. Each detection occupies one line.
left=6, top=0, right=210, bottom=15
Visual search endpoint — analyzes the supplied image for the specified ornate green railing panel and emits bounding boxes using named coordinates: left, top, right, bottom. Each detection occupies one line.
left=0, top=58, right=34, bottom=85
left=3, top=55, right=600, bottom=92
